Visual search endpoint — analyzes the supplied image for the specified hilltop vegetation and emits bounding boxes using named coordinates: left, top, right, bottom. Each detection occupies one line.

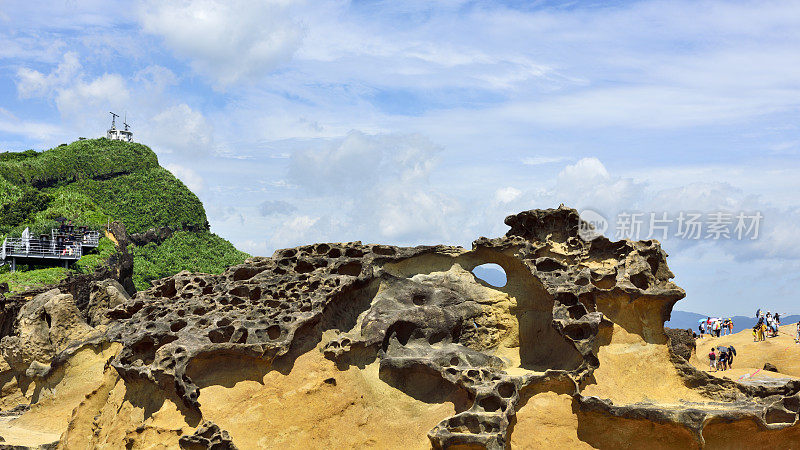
left=0, top=138, right=247, bottom=294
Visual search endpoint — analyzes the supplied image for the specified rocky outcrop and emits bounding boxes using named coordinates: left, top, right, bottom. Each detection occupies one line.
left=666, top=327, right=696, bottom=361
left=0, top=289, right=96, bottom=377
left=129, top=226, right=174, bottom=247
left=179, top=421, right=238, bottom=450
left=86, top=279, right=130, bottom=327
left=2, top=206, right=800, bottom=448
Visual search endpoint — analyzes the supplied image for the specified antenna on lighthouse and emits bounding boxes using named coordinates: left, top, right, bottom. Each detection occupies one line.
left=107, top=111, right=133, bottom=142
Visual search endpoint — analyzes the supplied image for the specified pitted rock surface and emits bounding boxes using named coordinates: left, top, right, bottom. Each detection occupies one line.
left=179, top=421, right=238, bottom=450
left=5, top=206, right=800, bottom=448
left=99, top=205, right=800, bottom=448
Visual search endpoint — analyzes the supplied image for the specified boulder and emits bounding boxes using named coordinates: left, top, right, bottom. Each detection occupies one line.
left=0, top=288, right=94, bottom=375
left=87, top=279, right=130, bottom=327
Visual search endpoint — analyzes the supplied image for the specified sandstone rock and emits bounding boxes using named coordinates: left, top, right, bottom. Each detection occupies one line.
left=87, top=279, right=130, bottom=327
left=3, top=206, right=800, bottom=448
left=179, top=421, right=238, bottom=449
left=43, top=291, right=94, bottom=352
left=0, top=289, right=95, bottom=376
left=665, top=327, right=696, bottom=361
left=100, top=206, right=715, bottom=448
left=0, top=289, right=58, bottom=373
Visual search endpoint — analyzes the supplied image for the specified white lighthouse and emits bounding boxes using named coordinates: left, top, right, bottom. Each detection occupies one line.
left=107, top=112, right=133, bottom=142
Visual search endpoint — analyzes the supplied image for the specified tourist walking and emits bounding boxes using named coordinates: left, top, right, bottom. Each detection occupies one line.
left=717, top=346, right=729, bottom=371
left=755, top=316, right=766, bottom=341
left=727, top=345, right=737, bottom=368
left=709, top=347, right=717, bottom=371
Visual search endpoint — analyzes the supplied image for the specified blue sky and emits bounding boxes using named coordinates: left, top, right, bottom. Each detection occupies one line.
left=2, top=0, right=800, bottom=316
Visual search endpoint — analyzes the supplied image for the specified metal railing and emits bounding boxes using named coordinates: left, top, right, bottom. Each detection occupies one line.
left=51, top=230, right=100, bottom=247
left=0, top=228, right=101, bottom=262
left=2, top=237, right=83, bottom=260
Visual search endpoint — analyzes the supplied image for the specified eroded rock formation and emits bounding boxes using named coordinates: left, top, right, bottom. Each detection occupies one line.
left=1, top=206, right=799, bottom=448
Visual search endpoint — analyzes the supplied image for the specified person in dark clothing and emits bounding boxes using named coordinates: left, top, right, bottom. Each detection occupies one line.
left=717, top=346, right=729, bottom=370
left=727, top=345, right=737, bottom=368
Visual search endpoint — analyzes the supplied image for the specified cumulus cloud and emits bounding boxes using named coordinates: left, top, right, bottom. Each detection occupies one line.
left=55, top=74, right=130, bottom=119
left=495, top=187, right=521, bottom=203
left=16, top=51, right=80, bottom=98
left=134, top=65, right=178, bottom=93
left=15, top=52, right=131, bottom=119
left=552, top=157, right=643, bottom=215
left=139, top=0, right=305, bottom=87
left=145, top=104, right=214, bottom=155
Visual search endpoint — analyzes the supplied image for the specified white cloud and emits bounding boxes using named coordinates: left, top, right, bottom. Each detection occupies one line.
left=55, top=73, right=130, bottom=119
left=144, top=104, right=214, bottom=156
left=134, top=65, right=178, bottom=93
left=139, top=0, right=305, bottom=87
left=16, top=51, right=81, bottom=98
left=0, top=115, right=64, bottom=142
left=559, top=157, right=609, bottom=180
left=495, top=187, right=521, bottom=203
left=269, top=215, right=319, bottom=249
left=165, top=163, right=205, bottom=192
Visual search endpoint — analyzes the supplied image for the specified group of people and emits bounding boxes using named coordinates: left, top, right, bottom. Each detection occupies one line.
left=698, top=317, right=733, bottom=338
left=753, top=309, right=781, bottom=341
left=708, top=345, right=737, bottom=371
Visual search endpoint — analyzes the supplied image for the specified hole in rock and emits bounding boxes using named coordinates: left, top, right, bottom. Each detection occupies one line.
left=471, top=263, right=507, bottom=288
left=535, top=258, right=566, bottom=272
left=497, top=382, right=515, bottom=398
left=336, top=261, right=362, bottom=276
left=294, top=260, right=315, bottom=274
left=478, top=396, right=504, bottom=412
left=266, top=325, right=282, bottom=340
left=383, top=321, right=418, bottom=348
left=170, top=320, right=187, bottom=332
left=765, top=408, right=797, bottom=425
left=630, top=272, right=649, bottom=290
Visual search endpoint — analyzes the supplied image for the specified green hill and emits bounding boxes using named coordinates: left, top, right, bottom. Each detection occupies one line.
left=0, top=138, right=248, bottom=292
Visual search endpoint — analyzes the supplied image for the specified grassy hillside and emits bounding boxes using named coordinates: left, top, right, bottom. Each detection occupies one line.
left=0, top=138, right=247, bottom=294
left=130, top=231, right=249, bottom=290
